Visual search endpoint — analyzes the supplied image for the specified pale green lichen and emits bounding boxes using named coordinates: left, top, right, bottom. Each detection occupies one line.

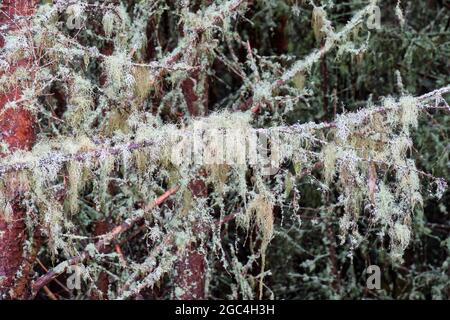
left=400, top=95, right=419, bottom=134
left=102, top=11, right=115, bottom=38
left=322, top=143, right=338, bottom=184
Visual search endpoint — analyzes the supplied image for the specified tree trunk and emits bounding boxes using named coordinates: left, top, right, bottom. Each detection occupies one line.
left=0, top=0, right=37, bottom=300
left=174, top=53, right=210, bottom=298
left=174, top=180, right=208, bottom=299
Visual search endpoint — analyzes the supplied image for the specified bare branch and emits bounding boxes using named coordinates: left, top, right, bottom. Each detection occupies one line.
left=31, top=186, right=179, bottom=298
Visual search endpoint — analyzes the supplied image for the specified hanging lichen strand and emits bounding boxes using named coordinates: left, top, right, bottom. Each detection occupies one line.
left=0, top=0, right=448, bottom=300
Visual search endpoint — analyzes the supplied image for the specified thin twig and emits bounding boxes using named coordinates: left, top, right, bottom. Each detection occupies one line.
left=42, top=286, right=58, bottom=300
left=36, top=258, right=71, bottom=295
left=31, top=186, right=179, bottom=298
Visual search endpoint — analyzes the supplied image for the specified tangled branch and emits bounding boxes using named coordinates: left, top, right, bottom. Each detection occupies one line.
left=31, top=186, right=179, bottom=298
left=1, top=85, right=448, bottom=177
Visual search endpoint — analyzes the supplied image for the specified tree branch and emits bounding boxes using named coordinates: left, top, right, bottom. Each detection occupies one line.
left=31, top=186, right=179, bottom=298
left=0, top=85, right=448, bottom=178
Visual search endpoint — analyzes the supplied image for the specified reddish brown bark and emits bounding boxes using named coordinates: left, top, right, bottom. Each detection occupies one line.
left=271, top=15, right=288, bottom=54
left=175, top=36, right=211, bottom=297
left=0, top=202, right=28, bottom=299
left=0, top=0, right=37, bottom=300
left=174, top=244, right=206, bottom=299
left=174, top=180, right=208, bottom=299
left=181, top=68, right=209, bottom=118
left=90, top=220, right=111, bottom=300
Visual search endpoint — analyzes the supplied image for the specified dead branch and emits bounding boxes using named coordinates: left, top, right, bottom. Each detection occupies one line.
left=31, top=186, right=179, bottom=298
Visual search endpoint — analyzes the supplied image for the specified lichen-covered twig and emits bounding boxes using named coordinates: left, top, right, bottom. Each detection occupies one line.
left=143, top=0, right=247, bottom=83
left=271, top=3, right=378, bottom=90
left=1, top=85, right=448, bottom=178
left=117, top=211, right=239, bottom=300
left=0, top=139, right=156, bottom=176
left=31, top=186, right=179, bottom=298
